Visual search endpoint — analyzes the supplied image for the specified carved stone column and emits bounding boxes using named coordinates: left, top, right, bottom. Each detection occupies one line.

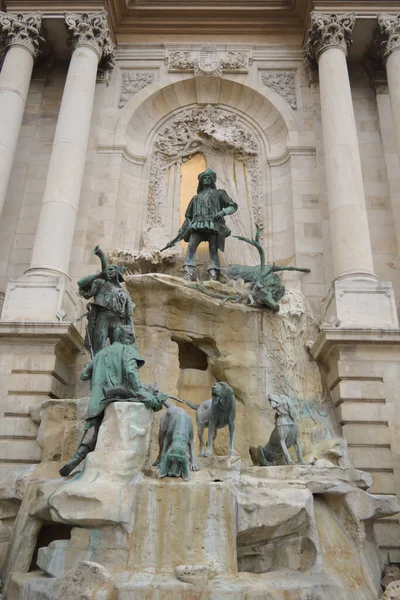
left=27, top=11, right=114, bottom=278
left=376, top=14, right=400, bottom=164
left=305, top=12, right=375, bottom=282
left=0, top=12, right=43, bottom=220
left=305, top=13, right=398, bottom=329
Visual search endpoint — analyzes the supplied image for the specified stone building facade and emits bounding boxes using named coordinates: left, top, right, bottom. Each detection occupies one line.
left=1, top=0, right=400, bottom=586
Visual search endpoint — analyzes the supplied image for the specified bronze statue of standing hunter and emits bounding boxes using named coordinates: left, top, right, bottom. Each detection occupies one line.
left=161, top=168, right=238, bottom=281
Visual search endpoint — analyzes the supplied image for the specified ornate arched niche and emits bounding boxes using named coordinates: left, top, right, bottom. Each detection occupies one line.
left=110, top=77, right=297, bottom=267
left=146, top=104, right=266, bottom=266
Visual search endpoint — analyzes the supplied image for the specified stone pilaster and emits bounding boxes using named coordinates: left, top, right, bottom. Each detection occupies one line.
left=0, top=12, right=44, bottom=220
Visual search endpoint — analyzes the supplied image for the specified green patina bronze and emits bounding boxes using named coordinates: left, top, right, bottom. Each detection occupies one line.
left=184, top=226, right=310, bottom=311
left=78, top=246, right=134, bottom=356
left=161, top=168, right=238, bottom=281
left=222, top=226, right=311, bottom=311
left=153, top=406, right=199, bottom=481
left=249, top=393, right=305, bottom=467
left=59, top=326, right=167, bottom=477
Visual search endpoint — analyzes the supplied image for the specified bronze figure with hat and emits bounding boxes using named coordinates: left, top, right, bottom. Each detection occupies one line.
left=161, top=168, right=238, bottom=280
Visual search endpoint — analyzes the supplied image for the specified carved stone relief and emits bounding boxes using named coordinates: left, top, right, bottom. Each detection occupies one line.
left=262, top=72, right=297, bottom=109
left=166, top=45, right=251, bottom=74
left=147, top=105, right=263, bottom=264
left=166, top=50, right=194, bottom=70
left=194, top=45, right=223, bottom=77
left=119, top=71, right=155, bottom=107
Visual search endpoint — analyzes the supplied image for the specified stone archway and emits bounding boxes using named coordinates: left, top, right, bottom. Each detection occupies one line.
left=104, top=76, right=299, bottom=266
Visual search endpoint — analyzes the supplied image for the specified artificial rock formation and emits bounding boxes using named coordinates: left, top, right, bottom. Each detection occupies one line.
left=2, top=398, right=397, bottom=600
left=0, top=275, right=397, bottom=600
left=125, top=273, right=330, bottom=463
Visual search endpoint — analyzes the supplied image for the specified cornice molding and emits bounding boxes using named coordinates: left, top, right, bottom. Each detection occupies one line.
left=4, top=0, right=310, bottom=36
left=312, top=2, right=400, bottom=15
left=311, top=327, right=400, bottom=364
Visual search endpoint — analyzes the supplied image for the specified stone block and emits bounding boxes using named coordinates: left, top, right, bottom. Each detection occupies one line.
left=334, top=380, right=385, bottom=402
left=49, top=403, right=153, bottom=525
left=324, top=279, right=399, bottom=329
left=0, top=416, right=38, bottom=439
left=375, top=521, right=400, bottom=548
left=342, top=424, right=391, bottom=446
left=12, top=354, right=56, bottom=373
left=389, top=550, right=400, bottom=563
left=0, top=439, right=41, bottom=462
left=37, top=527, right=128, bottom=577
left=1, top=274, right=81, bottom=322
left=348, top=446, right=393, bottom=471
left=369, top=472, right=396, bottom=495
left=337, top=402, right=388, bottom=424
left=9, top=373, right=63, bottom=398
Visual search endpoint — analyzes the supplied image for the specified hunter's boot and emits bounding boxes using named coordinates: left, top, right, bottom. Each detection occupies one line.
left=59, top=442, right=92, bottom=477
left=183, top=265, right=196, bottom=281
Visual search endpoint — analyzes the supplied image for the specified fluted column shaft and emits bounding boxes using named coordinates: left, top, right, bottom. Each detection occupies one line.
left=306, top=13, right=375, bottom=281
left=28, top=12, right=114, bottom=276
left=0, top=12, right=43, bottom=220
left=377, top=14, right=400, bottom=166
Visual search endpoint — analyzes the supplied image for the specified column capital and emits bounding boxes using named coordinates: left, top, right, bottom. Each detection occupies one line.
left=376, top=13, right=400, bottom=60
left=0, top=11, right=44, bottom=58
left=304, top=12, right=356, bottom=68
left=64, top=11, right=115, bottom=70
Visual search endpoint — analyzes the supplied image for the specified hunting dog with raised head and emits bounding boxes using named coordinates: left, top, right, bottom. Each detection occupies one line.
left=249, top=393, right=305, bottom=466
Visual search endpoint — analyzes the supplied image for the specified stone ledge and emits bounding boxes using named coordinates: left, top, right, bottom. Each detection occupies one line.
left=311, top=326, right=400, bottom=363
left=0, top=322, right=83, bottom=350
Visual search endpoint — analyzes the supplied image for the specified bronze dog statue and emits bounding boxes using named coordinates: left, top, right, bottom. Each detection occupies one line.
left=153, top=406, right=199, bottom=481
left=177, top=382, right=237, bottom=457
left=250, top=393, right=305, bottom=466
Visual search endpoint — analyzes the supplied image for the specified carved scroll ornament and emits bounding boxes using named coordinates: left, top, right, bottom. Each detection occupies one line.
left=65, top=11, right=115, bottom=69
left=304, top=12, right=355, bottom=68
left=0, top=11, right=44, bottom=57
left=376, top=13, right=400, bottom=58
